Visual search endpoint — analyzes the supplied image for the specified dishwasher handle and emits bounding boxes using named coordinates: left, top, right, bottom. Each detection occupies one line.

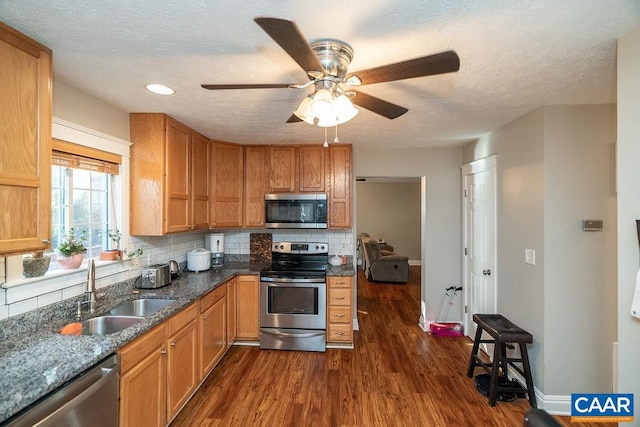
left=4, top=354, right=120, bottom=427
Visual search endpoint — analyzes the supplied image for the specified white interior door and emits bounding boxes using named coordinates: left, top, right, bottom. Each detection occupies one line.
left=462, top=157, right=497, bottom=339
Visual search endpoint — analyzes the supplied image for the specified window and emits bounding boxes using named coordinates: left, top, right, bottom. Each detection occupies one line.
left=48, top=139, right=121, bottom=268
left=50, top=166, right=112, bottom=259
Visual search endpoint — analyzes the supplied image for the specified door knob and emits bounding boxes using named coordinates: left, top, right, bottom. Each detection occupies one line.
left=483, top=269, right=491, bottom=276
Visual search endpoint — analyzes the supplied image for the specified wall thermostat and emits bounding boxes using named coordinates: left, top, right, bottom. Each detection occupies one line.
left=582, top=219, right=603, bottom=231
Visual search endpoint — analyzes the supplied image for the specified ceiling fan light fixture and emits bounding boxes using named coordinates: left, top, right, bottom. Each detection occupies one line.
left=294, top=95, right=315, bottom=124
left=333, top=94, right=358, bottom=124
left=145, top=83, right=175, bottom=95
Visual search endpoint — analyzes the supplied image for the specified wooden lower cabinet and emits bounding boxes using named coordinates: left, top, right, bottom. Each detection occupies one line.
left=119, top=325, right=167, bottom=427
left=118, top=303, right=199, bottom=426
left=166, top=303, right=199, bottom=420
left=199, top=284, right=226, bottom=379
left=327, top=276, right=353, bottom=344
left=236, top=275, right=260, bottom=340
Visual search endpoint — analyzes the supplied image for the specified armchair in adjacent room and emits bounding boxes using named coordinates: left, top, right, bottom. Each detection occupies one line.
left=362, top=239, right=409, bottom=283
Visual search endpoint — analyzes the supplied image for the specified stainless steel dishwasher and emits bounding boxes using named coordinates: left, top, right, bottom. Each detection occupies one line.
left=4, top=354, right=119, bottom=427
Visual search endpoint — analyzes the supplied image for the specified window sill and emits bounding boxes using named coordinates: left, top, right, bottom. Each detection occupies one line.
left=2, top=258, right=122, bottom=289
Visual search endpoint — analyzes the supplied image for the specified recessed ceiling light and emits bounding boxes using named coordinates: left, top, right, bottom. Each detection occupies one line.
left=145, top=84, right=175, bottom=95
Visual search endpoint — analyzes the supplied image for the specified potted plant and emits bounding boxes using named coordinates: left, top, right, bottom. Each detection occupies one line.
left=23, top=250, right=51, bottom=277
left=100, top=228, right=123, bottom=261
left=57, top=228, right=87, bottom=269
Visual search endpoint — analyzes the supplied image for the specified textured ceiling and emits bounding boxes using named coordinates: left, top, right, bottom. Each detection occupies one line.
left=1, top=1, right=639, bottom=147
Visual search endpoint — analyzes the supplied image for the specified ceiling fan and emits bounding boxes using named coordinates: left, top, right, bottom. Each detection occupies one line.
left=201, top=17, right=460, bottom=127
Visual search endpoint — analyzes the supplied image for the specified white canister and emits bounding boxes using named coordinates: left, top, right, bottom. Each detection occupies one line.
left=187, top=248, right=211, bottom=272
left=205, top=233, right=224, bottom=253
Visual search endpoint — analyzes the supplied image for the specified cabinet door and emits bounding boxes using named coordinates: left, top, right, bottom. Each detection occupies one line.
left=298, top=145, right=325, bottom=192
left=227, top=278, right=237, bottom=347
left=211, top=141, right=243, bottom=228
left=165, top=117, right=191, bottom=233
left=268, top=146, right=296, bottom=193
left=166, top=317, right=198, bottom=420
left=0, top=23, right=52, bottom=255
left=328, top=145, right=352, bottom=228
left=119, top=344, right=167, bottom=427
left=199, top=287, right=226, bottom=379
left=236, top=275, right=260, bottom=340
left=191, top=132, right=210, bottom=230
left=244, top=146, right=267, bottom=227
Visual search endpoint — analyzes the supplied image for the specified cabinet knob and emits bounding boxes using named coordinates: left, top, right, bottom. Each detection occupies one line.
left=42, top=238, right=51, bottom=244
left=202, top=316, right=208, bottom=320
left=161, top=349, right=167, bottom=354
left=170, top=342, right=176, bottom=347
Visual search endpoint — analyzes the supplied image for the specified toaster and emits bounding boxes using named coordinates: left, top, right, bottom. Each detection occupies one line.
left=138, top=263, right=171, bottom=289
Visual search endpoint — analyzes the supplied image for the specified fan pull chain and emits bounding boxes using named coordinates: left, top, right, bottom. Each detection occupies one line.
left=323, top=127, right=329, bottom=148
left=334, top=125, right=339, bottom=143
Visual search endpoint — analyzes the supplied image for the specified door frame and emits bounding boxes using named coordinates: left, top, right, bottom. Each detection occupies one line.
left=461, top=155, right=498, bottom=338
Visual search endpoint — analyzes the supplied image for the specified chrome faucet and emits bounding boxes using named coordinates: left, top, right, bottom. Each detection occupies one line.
left=76, top=259, right=97, bottom=320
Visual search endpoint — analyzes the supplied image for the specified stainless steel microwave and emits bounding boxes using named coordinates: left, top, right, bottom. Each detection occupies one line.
left=264, top=193, right=328, bottom=229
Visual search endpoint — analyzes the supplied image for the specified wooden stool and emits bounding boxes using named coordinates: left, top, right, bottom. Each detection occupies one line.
left=467, top=314, right=537, bottom=408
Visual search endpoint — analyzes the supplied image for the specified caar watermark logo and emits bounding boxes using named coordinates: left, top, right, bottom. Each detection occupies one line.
left=571, top=393, right=634, bottom=422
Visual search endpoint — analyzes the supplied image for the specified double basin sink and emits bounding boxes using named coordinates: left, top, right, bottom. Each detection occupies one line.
left=61, top=299, right=176, bottom=336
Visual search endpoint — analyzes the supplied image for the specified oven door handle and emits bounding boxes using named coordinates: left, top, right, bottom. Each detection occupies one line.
left=261, top=328, right=325, bottom=339
left=260, top=277, right=326, bottom=284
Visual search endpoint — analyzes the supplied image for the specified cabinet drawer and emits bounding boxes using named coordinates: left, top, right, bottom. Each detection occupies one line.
left=327, top=324, right=352, bottom=342
left=200, top=284, right=227, bottom=313
left=119, top=324, right=166, bottom=374
left=167, top=303, right=197, bottom=336
left=328, top=288, right=351, bottom=306
left=328, top=276, right=352, bottom=288
left=328, top=306, right=351, bottom=324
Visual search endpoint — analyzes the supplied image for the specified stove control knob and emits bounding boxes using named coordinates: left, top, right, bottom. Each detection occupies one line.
left=279, top=245, right=284, bottom=249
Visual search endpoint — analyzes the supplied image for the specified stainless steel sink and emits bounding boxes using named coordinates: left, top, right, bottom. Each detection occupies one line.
left=108, top=298, right=176, bottom=317
left=77, top=316, right=143, bottom=335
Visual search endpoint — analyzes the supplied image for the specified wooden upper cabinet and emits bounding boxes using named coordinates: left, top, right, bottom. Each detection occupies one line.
left=0, top=23, right=52, bottom=255
left=191, top=132, right=210, bottom=230
left=244, top=146, right=267, bottom=227
left=268, top=145, right=297, bottom=193
left=211, top=141, right=243, bottom=228
left=130, top=113, right=205, bottom=235
left=328, top=145, right=352, bottom=228
left=298, top=145, right=325, bottom=192
left=165, top=118, right=191, bottom=233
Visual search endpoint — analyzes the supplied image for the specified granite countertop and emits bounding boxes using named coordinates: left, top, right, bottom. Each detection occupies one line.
left=0, top=261, right=354, bottom=422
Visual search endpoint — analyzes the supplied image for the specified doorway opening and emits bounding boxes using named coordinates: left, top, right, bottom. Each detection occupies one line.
left=355, top=177, right=423, bottom=318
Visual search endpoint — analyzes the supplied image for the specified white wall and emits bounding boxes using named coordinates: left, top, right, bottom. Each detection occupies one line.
left=353, top=146, right=463, bottom=324
left=462, top=104, right=618, bottom=405
left=617, top=25, right=640, bottom=403
left=543, top=105, right=617, bottom=395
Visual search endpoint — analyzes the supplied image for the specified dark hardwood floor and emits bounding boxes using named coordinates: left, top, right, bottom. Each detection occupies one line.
left=171, top=266, right=612, bottom=426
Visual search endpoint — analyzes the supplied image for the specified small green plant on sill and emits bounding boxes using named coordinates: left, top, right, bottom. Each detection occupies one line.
left=57, top=228, right=87, bottom=257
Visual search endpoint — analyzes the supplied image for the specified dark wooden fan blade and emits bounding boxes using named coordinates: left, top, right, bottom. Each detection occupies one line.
left=349, top=50, right=460, bottom=85
left=351, top=91, right=408, bottom=119
left=254, top=17, right=324, bottom=75
left=286, top=114, right=302, bottom=123
left=201, top=83, right=292, bottom=90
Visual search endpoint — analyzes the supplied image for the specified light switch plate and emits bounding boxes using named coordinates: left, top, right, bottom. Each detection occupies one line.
left=525, top=248, right=536, bottom=265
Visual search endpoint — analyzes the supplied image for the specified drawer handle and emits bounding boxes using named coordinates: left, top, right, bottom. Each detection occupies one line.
left=335, top=281, right=345, bottom=285
left=334, top=314, right=345, bottom=318
left=334, top=331, right=345, bottom=336
left=335, top=296, right=346, bottom=300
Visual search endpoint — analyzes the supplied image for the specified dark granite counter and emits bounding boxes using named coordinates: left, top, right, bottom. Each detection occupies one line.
left=0, top=261, right=354, bottom=422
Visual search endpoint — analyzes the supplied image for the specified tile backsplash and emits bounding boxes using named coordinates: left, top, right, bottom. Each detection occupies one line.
left=1, top=228, right=354, bottom=320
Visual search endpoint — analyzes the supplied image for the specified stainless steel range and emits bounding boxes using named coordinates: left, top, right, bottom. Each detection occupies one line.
left=260, top=242, right=328, bottom=352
